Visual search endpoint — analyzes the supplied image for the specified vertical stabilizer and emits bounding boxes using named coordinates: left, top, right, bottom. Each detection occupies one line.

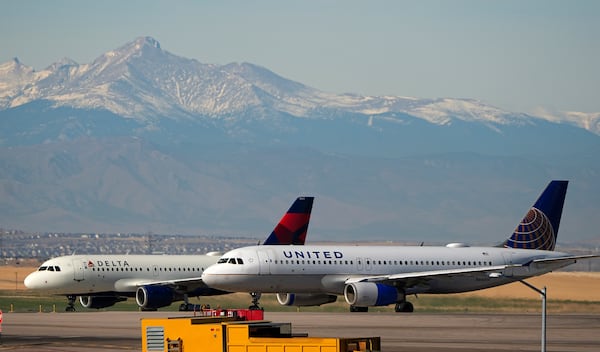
left=504, top=180, right=568, bottom=250
left=263, top=197, right=314, bottom=245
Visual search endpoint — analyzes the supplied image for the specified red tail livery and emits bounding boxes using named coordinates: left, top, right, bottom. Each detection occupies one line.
left=263, top=197, right=314, bottom=245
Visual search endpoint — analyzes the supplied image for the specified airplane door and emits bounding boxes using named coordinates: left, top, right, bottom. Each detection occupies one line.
left=356, top=257, right=364, bottom=271
left=502, top=253, right=514, bottom=277
left=73, top=260, right=84, bottom=281
left=365, top=257, right=373, bottom=271
left=257, top=250, right=271, bottom=275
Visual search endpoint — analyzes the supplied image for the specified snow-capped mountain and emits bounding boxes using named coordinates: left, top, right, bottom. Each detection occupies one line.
left=1, top=37, right=600, bottom=242
left=3, top=36, right=590, bottom=134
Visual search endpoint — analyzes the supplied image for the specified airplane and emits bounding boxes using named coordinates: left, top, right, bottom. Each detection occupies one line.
left=202, top=181, right=599, bottom=312
left=24, top=196, right=314, bottom=311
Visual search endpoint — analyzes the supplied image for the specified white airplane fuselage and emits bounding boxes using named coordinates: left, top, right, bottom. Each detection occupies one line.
left=24, top=254, right=220, bottom=295
left=202, top=244, right=573, bottom=295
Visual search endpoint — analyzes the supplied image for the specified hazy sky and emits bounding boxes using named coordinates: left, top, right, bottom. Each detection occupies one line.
left=2, top=0, right=599, bottom=114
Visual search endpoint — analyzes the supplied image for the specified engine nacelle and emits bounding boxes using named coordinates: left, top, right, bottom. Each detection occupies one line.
left=79, top=295, right=126, bottom=309
left=276, top=293, right=337, bottom=307
left=136, top=285, right=175, bottom=309
left=344, top=282, right=401, bottom=307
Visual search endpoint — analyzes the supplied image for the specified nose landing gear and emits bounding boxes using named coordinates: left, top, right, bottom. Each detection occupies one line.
left=249, top=292, right=263, bottom=310
left=66, top=295, right=77, bottom=312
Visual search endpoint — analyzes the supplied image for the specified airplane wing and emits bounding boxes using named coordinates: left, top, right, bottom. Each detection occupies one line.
left=530, top=254, right=600, bottom=268
left=345, top=265, right=510, bottom=290
left=114, top=277, right=206, bottom=292
left=345, top=254, right=599, bottom=294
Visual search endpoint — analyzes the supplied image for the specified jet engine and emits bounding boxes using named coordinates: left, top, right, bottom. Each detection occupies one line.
left=344, top=282, right=402, bottom=307
left=136, top=285, right=175, bottom=309
left=276, top=293, right=337, bottom=307
left=79, top=295, right=126, bottom=309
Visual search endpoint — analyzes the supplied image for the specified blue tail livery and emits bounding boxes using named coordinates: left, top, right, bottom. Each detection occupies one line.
left=263, top=196, right=314, bottom=245
left=503, top=180, right=568, bottom=250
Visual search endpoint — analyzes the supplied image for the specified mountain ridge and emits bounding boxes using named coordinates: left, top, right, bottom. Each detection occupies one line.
left=2, top=36, right=598, bottom=135
left=0, top=36, right=599, bottom=242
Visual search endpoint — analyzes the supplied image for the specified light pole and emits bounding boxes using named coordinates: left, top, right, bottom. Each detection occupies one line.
left=519, top=280, right=546, bottom=352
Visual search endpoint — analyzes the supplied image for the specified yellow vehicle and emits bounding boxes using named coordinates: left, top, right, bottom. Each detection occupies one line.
left=141, top=315, right=380, bottom=352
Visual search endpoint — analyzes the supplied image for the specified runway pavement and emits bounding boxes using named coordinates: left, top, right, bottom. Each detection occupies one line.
left=1, top=311, right=599, bottom=351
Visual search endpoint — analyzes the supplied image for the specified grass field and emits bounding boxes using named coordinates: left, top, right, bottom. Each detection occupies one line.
left=2, top=265, right=599, bottom=314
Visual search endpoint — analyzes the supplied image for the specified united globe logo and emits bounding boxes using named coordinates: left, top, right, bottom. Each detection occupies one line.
left=504, top=207, right=556, bottom=250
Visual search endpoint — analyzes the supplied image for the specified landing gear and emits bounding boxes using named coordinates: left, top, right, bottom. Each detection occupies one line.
left=178, top=294, right=204, bottom=311
left=249, top=292, right=263, bottom=310
left=179, top=294, right=191, bottom=311
left=66, top=295, right=76, bottom=312
left=350, top=305, right=368, bottom=312
left=394, top=301, right=414, bottom=313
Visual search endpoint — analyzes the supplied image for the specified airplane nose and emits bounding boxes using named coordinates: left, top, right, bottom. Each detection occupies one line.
left=201, top=268, right=217, bottom=285
left=23, top=272, right=38, bottom=289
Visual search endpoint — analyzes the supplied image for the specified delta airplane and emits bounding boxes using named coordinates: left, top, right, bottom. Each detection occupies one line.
left=24, top=196, right=313, bottom=311
left=202, top=181, right=598, bottom=312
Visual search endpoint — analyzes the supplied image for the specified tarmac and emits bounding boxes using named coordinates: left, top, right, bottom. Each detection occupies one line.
left=1, top=311, right=599, bottom=351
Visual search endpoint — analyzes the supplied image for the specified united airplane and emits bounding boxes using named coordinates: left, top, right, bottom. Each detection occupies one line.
left=24, top=196, right=313, bottom=311
left=202, top=181, right=598, bottom=312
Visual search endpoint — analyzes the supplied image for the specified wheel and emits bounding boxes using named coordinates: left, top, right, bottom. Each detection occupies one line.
left=394, top=301, right=414, bottom=313
left=350, top=305, right=368, bottom=312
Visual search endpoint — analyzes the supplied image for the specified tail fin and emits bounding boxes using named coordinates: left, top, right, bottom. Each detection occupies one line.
left=262, top=197, right=314, bottom=245
left=503, top=180, right=568, bottom=250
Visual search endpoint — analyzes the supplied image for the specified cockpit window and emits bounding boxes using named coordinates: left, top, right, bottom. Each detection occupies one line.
left=54, top=266, right=61, bottom=272
left=217, top=257, right=243, bottom=264
left=38, top=266, right=47, bottom=271
left=48, top=266, right=55, bottom=271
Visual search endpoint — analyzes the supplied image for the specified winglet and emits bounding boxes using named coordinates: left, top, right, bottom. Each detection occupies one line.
left=263, top=197, right=314, bottom=245
left=503, top=180, right=568, bottom=250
